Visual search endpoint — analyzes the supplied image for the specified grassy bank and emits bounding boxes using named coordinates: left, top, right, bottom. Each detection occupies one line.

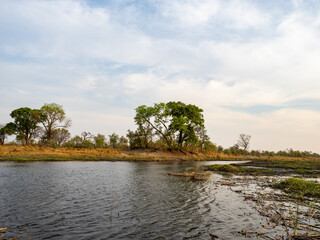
left=206, top=157, right=320, bottom=176
left=206, top=164, right=276, bottom=175
left=0, top=145, right=222, bottom=162
left=274, top=178, right=320, bottom=198
left=1, top=146, right=320, bottom=169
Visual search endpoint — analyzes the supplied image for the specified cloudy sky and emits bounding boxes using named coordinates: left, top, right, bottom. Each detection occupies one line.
left=1, top=0, right=320, bottom=152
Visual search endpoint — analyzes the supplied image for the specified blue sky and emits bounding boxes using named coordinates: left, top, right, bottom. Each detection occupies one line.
left=1, top=0, right=320, bottom=152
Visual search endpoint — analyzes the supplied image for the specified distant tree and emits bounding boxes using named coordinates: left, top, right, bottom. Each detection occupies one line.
left=194, top=127, right=216, bottom=152
left=81, top=131, right=93, bottom=141
left=109, top=133, right=119, bottom=148
left=127, top=125, right=153, bottom=149
left=64, top=135, right=83, bottom=148
left=0, top=124, right=11, bottom=145
left=39, top=103, right=71, bottom=144
left=118, top=136, right=129, bottom=148
left=6, top=107, right=42, bottom=145
left=52, top=128, right=71, bottom=146
left=217, top=146, right=224, bottom=153
left=93, top=134, right=107, bottom=148
left=237, top=134, right=251, bottom=151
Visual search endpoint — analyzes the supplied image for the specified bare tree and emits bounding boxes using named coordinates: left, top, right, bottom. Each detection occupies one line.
left=81, top=132, right=93, bottom=141
left=237, top=134, right=251, bottom=150
left=53, top=128, right=71, bottom=146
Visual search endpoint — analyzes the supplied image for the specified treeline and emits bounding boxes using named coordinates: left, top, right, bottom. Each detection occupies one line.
left=216, top=145, right=320, bottom=158
left=0, top=103, right=129, bottom=149
left=0, top=102, right=319, bottom=158
left=0, top=101, right=215, bottom=152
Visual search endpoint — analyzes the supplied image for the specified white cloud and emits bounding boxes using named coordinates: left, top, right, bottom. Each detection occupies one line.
left=158, top=0, right=269, bottom=30
left=1, top=0, right=320, bottom=152
left=160, top=0, right=220, bottom=26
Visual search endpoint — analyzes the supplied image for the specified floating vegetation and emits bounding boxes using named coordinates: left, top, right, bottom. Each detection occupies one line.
left=216, top=175, right=320, bottom=239
left=168, top=171, right=211, bottom=180
left=168, top=166, right=211, bottom=180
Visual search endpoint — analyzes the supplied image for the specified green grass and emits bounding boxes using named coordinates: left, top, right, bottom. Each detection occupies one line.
left=241, top=159, right=320, bottom=170
left=274, top=178, right=320, bottom=198
left=206, top=164, right=274, bottom=175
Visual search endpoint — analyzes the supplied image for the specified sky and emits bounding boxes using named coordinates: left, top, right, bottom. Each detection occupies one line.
left=1, top=0, right=320, bottom=152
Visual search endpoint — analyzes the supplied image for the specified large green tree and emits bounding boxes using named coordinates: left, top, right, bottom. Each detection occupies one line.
left=132, top=101, right=206, bottom=149
left=39, top=103, right=71, bottom=144
left=167, top=101, right=205, bottom=148
left=6, top=107, right=42, bottom=145
left=134, top=103, right=173, bottom=148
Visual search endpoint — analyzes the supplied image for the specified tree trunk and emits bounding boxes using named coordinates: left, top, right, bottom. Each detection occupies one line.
left=178, top=131, right=183, bottom=148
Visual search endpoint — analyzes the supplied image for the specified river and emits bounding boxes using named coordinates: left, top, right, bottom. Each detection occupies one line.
left=1, top=161, right=272, bottom=239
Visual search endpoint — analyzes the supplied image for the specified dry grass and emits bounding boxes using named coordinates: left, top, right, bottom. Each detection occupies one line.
left=168, top=166, right=212, bottom=180
left=1, top=145, right=320, bottom=164
left=0, top=145, right=217, bottom=161
left=0, top=145, right=121, bottom=161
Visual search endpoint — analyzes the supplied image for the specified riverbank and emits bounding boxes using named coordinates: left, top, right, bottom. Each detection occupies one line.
left=206, top=157, right=320, bottom=177
left=0, top=145, right=222, bottom=161
left=1, top=145, right=320, bottom=164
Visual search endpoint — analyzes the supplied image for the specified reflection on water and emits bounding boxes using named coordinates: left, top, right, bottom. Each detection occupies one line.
left=0, top=161, right=265, bottom=239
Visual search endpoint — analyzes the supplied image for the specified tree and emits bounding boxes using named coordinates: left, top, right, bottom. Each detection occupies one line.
left=118, top=136, right=128, bottom=148
left=0, top=124, right=11, bottom=145
left=134, top=103, right=172, bottom=147
left=81, top=131, right=93, bottom=141
left=93, top=134, right=107, bottom=148
left=109, top=133, right=119, bottom=148
left=132, top=101, right=207, bottom=150
left=39, top=103, right=71, bottom=144
left=167, top=101, right=205, bottom=148
left=127, top=125, right=153, bottom=149
left=237, top=134, right=251, bottom=151
left=64, top=135, right=83, bottom=148
left=52, top=128, right=71, bottom=146
left=6, top=107, right=42, bottom=145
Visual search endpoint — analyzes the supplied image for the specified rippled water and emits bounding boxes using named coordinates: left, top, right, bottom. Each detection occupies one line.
left=0, top=161, right=267, bottom=239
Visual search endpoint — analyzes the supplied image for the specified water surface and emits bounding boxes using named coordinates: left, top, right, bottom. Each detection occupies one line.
left=0, top=161, right=266, bottom=239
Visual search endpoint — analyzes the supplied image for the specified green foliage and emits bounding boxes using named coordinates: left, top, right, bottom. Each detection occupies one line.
left=167, top=101, right=204, bottom=148
left=131, top=101, right=209, bottom=150
left=6, top=107, right=42, bottom=145
left=248, top=148, right=319, bottom=158
left=207, top=164, right=274, bottom=175
left=109, top=133, right=119, bottom=148
left=118, top=136, right=129, bottom=149
left=207, top=164, right=240, bottom=173
left=39, top=103, right=71, bottom=144
left=64, top=135, right=94, bottom=148
left=93, top=134, right=107, bottom=148
left=134, top=103, right=172, bottom=147
left=0, top=124, right=14, bottom=145
left=51, top=128, right=71, bottom=147
left=127, top=125, right=153, bottom=149
left=107, top=133, right=128, bottom=149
